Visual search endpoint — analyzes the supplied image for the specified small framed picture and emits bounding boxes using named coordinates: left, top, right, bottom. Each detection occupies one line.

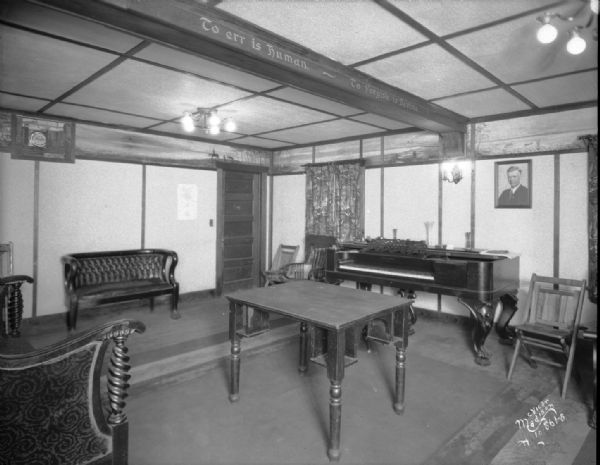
left=495, top=159, right=532, bottom=208
left=11, top=114, right=75, bottom=163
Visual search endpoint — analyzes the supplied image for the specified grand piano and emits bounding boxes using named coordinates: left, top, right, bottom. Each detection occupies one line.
left=325, top=238, right=520, bottom=365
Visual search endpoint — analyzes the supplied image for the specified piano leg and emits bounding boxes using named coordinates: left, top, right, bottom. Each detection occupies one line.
left=458, top=299, right=494, bottom=366
left=495, top=293, right=518, bottom=345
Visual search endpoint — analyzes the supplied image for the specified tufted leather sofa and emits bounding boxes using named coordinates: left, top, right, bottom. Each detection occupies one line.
left=62, top=249, right=179, bottom=330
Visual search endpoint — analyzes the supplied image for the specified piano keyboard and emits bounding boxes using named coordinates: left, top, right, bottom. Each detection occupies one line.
left=338, top=264, right=435, bottom=281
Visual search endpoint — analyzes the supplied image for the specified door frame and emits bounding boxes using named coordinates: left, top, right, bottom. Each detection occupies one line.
left=215, top=162, right=268, bottom=295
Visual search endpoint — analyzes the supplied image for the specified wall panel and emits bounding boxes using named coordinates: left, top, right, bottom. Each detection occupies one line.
left=37, top=160, right=142, bottom=316
left=271, top=174, right=305, bottom=260
left=0, top=155, right=35, bottom=318
left=145, top=166, right=217, bottom=293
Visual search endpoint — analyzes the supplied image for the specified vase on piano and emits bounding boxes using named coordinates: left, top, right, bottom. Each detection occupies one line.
left=424, top=221, right=434, bottom=247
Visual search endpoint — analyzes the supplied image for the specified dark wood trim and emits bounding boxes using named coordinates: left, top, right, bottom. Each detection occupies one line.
left=32, top=0, right=466, bottom=133
left=141, top=164, right=146, bottom=248
left=215, top=168, right=224, bottom=294
left=32, top=161, right=39, bottom=319
left=380, top=136, right=384, bottom=237
left=468, top=101, right=598, bottom=124
left=476, top=149, right=587, bottom=160
left=469, top=124, right=476, bottom=248
left=374, top=0, right=537, bottom=109
left=214, top=160, right=268, bottom=173
left=38, top=41, right=151, bottom=113
left=554, top=153, right=560, bottom=278
left=438, top=164, right=443, bottom=246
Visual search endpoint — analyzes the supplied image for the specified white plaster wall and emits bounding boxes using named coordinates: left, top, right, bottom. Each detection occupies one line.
left=383, top=164, right=439, bottom=242
left=558, top=152, right=595, bottom=324
left=271, top=174, right=305, bottom=261
left=476, top=156, right=555, bottom=323
left=37, top=160, right=142, bottom=316
left=364, top=167, right=381, bottom=238
left=0, top=155, right=35, bottom=318
left=441, top=161, right=472, bottom=248
left=145, top=166, right=217, bottom=293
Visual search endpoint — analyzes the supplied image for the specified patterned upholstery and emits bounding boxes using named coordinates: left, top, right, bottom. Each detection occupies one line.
left=0, top=319, right=145, bottom=465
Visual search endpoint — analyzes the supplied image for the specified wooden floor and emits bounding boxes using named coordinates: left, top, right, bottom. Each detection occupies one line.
left=5, top=294, right=597, bottom=464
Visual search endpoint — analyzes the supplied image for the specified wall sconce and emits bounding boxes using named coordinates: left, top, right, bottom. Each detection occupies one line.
left=536, top=1, right=598, bottom=55
left=181, top=108, right=237, bottom=135
left=441, top=161, right=469, bottom=184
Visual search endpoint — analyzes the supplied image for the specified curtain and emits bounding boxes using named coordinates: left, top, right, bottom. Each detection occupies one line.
left=305, top=160, right=364, bottom=241
left=580, top=135, right=597, bottom=304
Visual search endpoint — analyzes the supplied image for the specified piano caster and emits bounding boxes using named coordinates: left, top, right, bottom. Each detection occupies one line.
left=474, top=348, right=491, bottom=366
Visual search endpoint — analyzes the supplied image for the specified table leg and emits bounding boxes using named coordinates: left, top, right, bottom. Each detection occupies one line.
left=394, top=342, right=406, bottom=414
left=229, top=301, right=241, bottom=402
left=327, top=329, right=345, bottom=462
left=394, top=306, right=409, bottom=414
left=299, top=321, right=309, bottom=375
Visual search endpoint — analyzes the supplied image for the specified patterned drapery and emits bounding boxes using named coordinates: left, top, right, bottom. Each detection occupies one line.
left=580, top=135, right=597, bottom=303
left=305, top=160, right=364, bottom=241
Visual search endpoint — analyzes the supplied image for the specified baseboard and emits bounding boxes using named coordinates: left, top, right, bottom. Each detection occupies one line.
left=20, top=289, right=217, bottom=328
left=414, top=307, right=472, bottom=327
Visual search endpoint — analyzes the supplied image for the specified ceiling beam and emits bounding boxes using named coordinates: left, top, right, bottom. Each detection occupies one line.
left=30, top=0, right=467, bottom=134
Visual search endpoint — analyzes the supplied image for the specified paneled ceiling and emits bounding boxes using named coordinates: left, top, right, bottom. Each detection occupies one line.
left=0, top=0, right=597, bottom=152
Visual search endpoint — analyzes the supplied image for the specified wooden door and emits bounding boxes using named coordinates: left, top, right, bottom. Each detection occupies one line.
left=216, top=164, right=266, bottom=295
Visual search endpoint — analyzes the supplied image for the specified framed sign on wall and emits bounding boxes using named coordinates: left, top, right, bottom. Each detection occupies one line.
left=494, top=159, right=532, bottom=209
left=11, top=114, right=75, bottom=163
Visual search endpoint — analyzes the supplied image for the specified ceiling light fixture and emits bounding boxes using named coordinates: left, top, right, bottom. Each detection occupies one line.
left=180, top=108, right=237, bottom=136
left=535, top=1, right=598, bottom=55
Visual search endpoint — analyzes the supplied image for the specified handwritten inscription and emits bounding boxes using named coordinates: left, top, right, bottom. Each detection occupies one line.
left=195, top=14, right=424, bottom=114
left=515, top=398, right=566, bottom=448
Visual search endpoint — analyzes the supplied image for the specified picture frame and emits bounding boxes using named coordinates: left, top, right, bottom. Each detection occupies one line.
left=494, top=159, right=532, bottom=209
left=11, top=114, right=75, bottom=163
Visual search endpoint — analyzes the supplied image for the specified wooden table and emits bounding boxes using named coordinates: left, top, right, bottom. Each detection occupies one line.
left=226, top=280, right=411, bottom=462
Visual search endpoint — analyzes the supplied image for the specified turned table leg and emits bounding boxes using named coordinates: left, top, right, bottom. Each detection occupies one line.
left=326, top=329, right=345, bottom=462
left=229, top=302, right=241, bottom=402
left=298, top=321, right=309, bottom=375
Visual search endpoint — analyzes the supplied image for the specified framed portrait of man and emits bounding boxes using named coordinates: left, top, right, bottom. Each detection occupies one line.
left=494, top=159, right=532, bottom=209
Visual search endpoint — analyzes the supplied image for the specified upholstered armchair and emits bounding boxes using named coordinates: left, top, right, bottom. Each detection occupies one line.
left=0, top=319, right=145, bottom=465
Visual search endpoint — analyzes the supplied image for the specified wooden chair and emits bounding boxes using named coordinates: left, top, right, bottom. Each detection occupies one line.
left=262, top=244, right=299, bottom=286
left=279, top=235, right=337, bottom=282
left=0, top=242, right=33, bottom=337
left=507, top=274, right=586, bottom=399
left=0, top=319, right=145, bottom=465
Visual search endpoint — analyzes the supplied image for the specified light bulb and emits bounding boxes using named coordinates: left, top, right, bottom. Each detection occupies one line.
left=208, top=124, right=220, bottom=135
left=207, top=111, right=221, bottom=127
left=591, top=0, right=598, bottom=15
left=537, top=22, right=558, bottom=44
left=566, top=30, right=586, bottom=54
left=181, top=112, right=195, bottom=132
left=223, top=118, right=236, bottom=132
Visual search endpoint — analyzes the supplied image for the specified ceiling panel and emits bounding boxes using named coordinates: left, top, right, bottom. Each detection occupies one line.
left=0, top=93, right=49, bottom=112
left=262, top=119, right=383, bottom=145
left=49, top=103, right=162, bottom=128
left=448, top=8, right=598, bottom=84
left=357, top=44, right=495, bottom=100
left=216, top=96, right=335, bottom=135
left=64, top=60, right=252, bottom=120
left=349, top=113, right=412, bottom=130
left=216, top=0, right=427, bottom=65
left=1, top=1, right=144, bottom=53
left=151, top=121, right=241, bottom=141
left=229, top=136, right=292, bottom=149
left=135, top=44, right=281, bottom=93
left=511, top=70, right=599, bottom=107
left=389, top=0, right=559, bottom=37
left=0, top=26, right=118, bottom=99
left=266, top=88, right=361, bottom=116
left=433, top=88, right=531, bottom=118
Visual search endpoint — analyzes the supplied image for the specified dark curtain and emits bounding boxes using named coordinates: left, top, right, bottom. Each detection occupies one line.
left=305, top=160, right=364, bottom=241
left=580, top=135, right=597, bottom=303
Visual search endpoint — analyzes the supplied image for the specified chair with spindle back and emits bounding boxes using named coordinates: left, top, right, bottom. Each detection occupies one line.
left=507, top=273, right=587, bottom=399
left=0, top=242, right=34, bottom=337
